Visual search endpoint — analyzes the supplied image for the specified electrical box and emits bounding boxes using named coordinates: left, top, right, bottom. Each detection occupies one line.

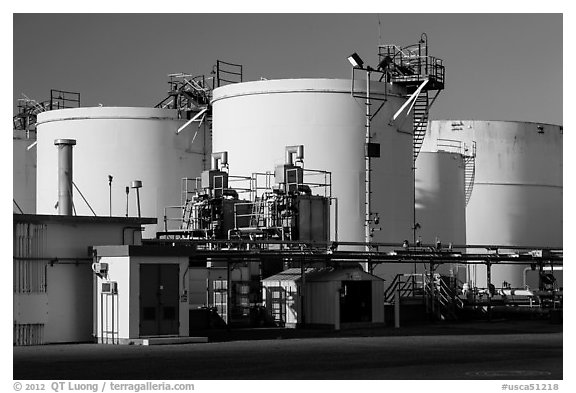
left=365, top=143, right=381, bottom=158
left=101, top=281, right=118, bottom=294
left=275, top=164, right=303, bottom=192
left=295, top=195, right=330, bottom=241
left=201, top=170, right=229, bottom=194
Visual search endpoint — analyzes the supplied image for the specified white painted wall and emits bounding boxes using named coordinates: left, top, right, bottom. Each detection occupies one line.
left=13, top=218, right=147, bottom=345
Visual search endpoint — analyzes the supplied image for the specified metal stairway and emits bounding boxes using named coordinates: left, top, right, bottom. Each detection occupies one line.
left=181, top=200, right=194, bottom=230
left=412, top=90, right=429, bottom=163
left=250, top=200, right=266, bottom=228
left=385, top=273, right=464, bottom=321
left=384, top=274, right=425, bottom=303
left=463, top=141, right=477, bottom=206
left=424, top=276, right=464, bottom=321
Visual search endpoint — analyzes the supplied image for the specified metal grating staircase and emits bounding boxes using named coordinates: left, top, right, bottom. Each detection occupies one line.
left=424, top=276, right=464, bottom=321
left=412, top=90, right=429, bottom=163
left=384, top=274, right=425, bottom=303
left=250, top=200, right=266, bottom=228
left=385, top=273, right=464, bottom=321
left=181, top=200, right=194, bottom=230
left=463, top=142, right=477, bottom=206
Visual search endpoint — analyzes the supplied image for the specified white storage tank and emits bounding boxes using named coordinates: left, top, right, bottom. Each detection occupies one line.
left=422, top=120, right=563, bottom=288
left=211, top=79, right=414, bottom=254
left=415, top=151, right=466, bottom=278
left=36, top=107, right=210, bottom=237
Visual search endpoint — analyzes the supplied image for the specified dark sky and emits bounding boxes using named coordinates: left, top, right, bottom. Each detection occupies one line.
left=13, top=13, right=562, bottom=124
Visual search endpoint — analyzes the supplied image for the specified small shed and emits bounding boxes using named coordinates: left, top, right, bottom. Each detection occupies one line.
left=262, top=267, right=385, bottom=329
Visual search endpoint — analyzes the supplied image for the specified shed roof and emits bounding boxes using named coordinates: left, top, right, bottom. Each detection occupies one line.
left=262, top=267, right=384, bottom=283
left=262, top=268, right=316, bottom=282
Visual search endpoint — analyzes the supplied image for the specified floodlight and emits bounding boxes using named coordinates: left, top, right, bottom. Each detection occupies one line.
left=347, top=52, right=364, bottom=69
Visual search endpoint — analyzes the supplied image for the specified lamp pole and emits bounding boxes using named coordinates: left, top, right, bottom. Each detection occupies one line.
left=365, top=68, right=372, bottom=262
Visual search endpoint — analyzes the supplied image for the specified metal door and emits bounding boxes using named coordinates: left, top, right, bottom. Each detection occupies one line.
left=340, top=281, right=372, bottom=323
left=140, top=264, right=179, bottom=336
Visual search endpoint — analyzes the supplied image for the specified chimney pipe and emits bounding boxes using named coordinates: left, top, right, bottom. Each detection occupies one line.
left=285, top=145, right=304, bottom=165
left=54, top=139, right=76, bottom=215
left=210, top=151, right=228, bottom=170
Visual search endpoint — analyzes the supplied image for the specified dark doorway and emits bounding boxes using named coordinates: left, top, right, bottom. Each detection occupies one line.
left=340, top=281, right=372, bottom=323
left=140, top=264, right=179, bottom=336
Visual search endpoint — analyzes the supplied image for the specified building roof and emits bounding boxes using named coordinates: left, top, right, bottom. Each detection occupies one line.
left=262, top=268, right=317, bottom=282
left=262, top=267, right=383, bottom=283
left=14, top=213, right=156, bottom=225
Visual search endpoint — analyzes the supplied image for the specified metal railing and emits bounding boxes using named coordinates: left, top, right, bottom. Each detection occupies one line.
left=215, top=60, right=243, bottom=87
left=384, top=273, right=425, bottom=303
left=378, top=44, right=445, bottom=87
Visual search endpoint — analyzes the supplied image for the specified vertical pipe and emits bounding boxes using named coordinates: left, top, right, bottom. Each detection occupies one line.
left=108, top=175, right=113, bottom=217
left=125, top=187, right=130, bottom=217
left=54, top=139, right=76, bottom=216
left=131, top=181, right=142, bottom=219
left=136, top=189, right=141, bottom=218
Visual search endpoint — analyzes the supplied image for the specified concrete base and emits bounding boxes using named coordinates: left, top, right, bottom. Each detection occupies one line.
left=99, top=336, right=208, bottom=345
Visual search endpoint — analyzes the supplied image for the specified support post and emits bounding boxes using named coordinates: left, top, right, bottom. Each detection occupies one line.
left=334, top=288, right=340, bottom=331
left=429, top=261, right=435, bottom=318
left=394, top=289, right=400, bottom=328
left=300, top=262, right=306, bottom=327
left=226, top=260, right=231, bottom=329
left=486, top=261, right=492, bottom=321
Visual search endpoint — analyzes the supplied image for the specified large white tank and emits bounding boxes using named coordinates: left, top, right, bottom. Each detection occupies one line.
left=36, top=107, right=210, bottom=237
left=415, top=151, right=466, bottom=278
left=211, top=78, right=414, bottom=279
left=13, top=130, right=37, bottom=214
left=422, top=120, right=563, bottom=288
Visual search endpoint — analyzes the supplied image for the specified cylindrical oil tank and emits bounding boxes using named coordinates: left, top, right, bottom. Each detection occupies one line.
left=13, top=130, right=37, bottom=214
left=36, top=107, right=210, bottom=237
left=211, top=78, right=414, bottom=280
left=415, top=151, right=466, bottom=279
left=422, top=120, right=563, bottom=288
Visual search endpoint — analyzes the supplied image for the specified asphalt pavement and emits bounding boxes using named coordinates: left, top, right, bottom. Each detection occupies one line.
left=13, top=320, right=562, bottom=380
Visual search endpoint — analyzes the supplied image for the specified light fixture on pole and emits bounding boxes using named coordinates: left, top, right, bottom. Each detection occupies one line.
left=347, top=52, right=364, bottom=69
left=346, top=51, right=376, bottom=271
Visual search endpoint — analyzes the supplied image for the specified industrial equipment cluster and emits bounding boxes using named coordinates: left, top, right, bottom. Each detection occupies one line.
left=12, top=37, right=562, bottom=345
